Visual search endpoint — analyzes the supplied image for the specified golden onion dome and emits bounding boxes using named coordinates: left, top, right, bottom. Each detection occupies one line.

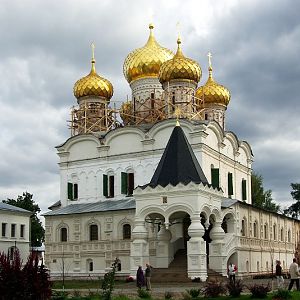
left=159, top=37, right=202, bottom=84
left=73, top=45, right=113, bottom=101
left=123, top=24, right=174, bottom=83
left=196, top=54, right=230, bottom=106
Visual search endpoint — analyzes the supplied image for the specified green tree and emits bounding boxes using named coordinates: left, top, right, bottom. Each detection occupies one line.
left=251, top=172, right=280, bottom=212
left=284, top=183, right=300, bottom=219
left=2, top=192, right=45, bottom=247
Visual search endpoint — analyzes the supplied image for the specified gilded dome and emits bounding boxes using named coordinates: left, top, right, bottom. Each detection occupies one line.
left=159, top=38, right=202, bottom=84
left=123, top=24, right=174, bottom=83
left=196, top=65, right=230, bottom=106
left=74, top=52, right=113, bottom=101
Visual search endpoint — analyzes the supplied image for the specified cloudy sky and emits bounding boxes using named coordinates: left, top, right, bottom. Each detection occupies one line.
left=0, top=0, right=299, bottom=214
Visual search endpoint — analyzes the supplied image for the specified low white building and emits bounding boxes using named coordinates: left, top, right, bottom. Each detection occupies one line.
left=43, top=24, right=300, bottom=280
left=0, top=202, right=31, bottom=262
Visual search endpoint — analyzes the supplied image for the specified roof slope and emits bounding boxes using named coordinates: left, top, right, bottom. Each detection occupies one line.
left=0, top=202, right=32, bottom=214
left=43, top=198, right=135, bottom=216
left=148, top=125, right=209, bottom=188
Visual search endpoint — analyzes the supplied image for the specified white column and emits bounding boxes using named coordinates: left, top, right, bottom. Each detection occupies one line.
left=156, top=224, right=172, bottom=268
left=130, top=218, right=149, bottom=277
left=209, top=221, right=227, bottom=275
left=187, top=214, right=207, bottom=281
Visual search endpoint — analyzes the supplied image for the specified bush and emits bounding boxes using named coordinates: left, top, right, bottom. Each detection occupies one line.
left=272, top=288, right=292, bottom=300
left=101, top=258, right=119, bottom=300
left=202, top=280, right=226, bottom=298
left=0, top=250, right=51, bottom=300
left=51, top=290, right=69, bottom=300
left=137, top=288, right=151, bottom=299
left=113, top=294, right=131, bottom=300
left=248, top=283, right=271, bottom=298
left=186, top=288, right=201, bottom=299
left=226, top=279, right=244, bottom=297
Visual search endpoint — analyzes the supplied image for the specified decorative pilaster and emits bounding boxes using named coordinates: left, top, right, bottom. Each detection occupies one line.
left=187, top=215, right=207, bottom=281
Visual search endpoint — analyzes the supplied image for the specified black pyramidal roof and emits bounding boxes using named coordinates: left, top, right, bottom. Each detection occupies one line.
left=147, top=125, right=209, bottom=188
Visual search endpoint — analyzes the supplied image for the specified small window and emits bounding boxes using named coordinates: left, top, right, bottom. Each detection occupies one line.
left=205, top=113, right=208, bottom=120
left=211, top=168, right=219, bottom=189
left=253, top=221, right=257, bottom=238
left=103, top=174, right=114, bottom=198
left=281, top=228, right=284, bottom=241
left=241, top=218, right=246, bottom=236
left=2, top=223, right=7, bottom=237
left=242, top=179, right=247, bottom=201
left=11, top=224, right=16, bottom=238
left=20, top=224, right=25, bottom=238
left=89, top=261, right=93, bottom=272
left=67, top=182, right=78, bottom=200
left=61, top=227, right=67, bottom=242
left=121, top=172, right=134, bottom=196
left=90, top=224, right=98, bottom=241
left=123, top=224, right=131, bottom=240
left=228, top=172, right=233, bottom=197
left=273, top=224, right=276, bottom=241
left=288, top=229, right=291, bottom=242
left=264, top=223, right=268, bottom=239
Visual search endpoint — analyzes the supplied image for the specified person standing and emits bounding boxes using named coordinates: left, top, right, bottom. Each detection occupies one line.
left=227, top=262, right=237, bottom=283
left=136, top=266, right=145, bottom=289
left=145, top=263, right=152, bottom=291
left=288, top=258, right=300, bottom=291
left=275, top=260, right=284, bottom=288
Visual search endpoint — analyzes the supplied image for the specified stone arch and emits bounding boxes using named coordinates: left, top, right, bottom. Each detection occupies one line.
left=222, top=212, right=235, bottom=233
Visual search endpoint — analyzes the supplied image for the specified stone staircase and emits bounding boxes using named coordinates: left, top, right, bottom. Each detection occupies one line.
left=151, top=249, right=225, bottom=283
left=151, top=249, right=190, bottom=283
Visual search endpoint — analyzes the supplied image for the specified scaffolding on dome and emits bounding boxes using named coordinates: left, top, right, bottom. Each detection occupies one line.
left=69, top=87, right=206, bottom=136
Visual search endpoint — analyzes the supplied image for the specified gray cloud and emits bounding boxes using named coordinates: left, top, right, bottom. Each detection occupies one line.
left=0, top=0, right=299, bottom=214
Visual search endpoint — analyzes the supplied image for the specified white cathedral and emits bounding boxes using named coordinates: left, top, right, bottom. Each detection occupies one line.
left=44, top=24, right=300, bottom=281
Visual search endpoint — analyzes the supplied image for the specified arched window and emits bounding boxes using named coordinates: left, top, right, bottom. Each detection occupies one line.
left=89, top=261, right=93, bottom=271
left=123, top=224, right=131, bottom=240
left=264, top=223, right=268, bottom=239
left=61, top=227, right=67, bottom=242
left=288, top=229, right=291, bottom=242
left=253, top=221, right=258, bottom=238
left=273, top=224, right=277, bottom=240
left=241, top=218, right=246, bottom=236
left=90, top=224, right=98, bottom=241
left=281, top=228, right=284, bottom=241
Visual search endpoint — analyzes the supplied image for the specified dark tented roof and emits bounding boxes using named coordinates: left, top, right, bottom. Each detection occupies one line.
left=43, top=198, right=135, bottom=216
left=0, top=202, right=32, bottom=214
left=48, top=200, right=61, bottom=210
left=146, top=125, right=209, bottom=188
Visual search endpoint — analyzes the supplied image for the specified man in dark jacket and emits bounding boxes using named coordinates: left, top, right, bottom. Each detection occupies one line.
left=145, top=263, right=152, bottom=291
